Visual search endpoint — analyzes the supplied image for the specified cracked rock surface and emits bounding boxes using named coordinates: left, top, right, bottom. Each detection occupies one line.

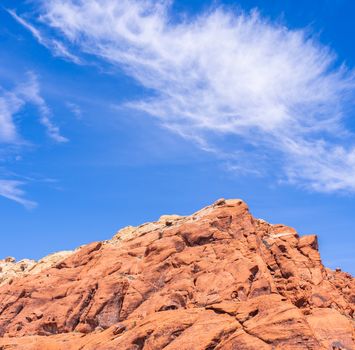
left=0, top=199, right=353, bottom=349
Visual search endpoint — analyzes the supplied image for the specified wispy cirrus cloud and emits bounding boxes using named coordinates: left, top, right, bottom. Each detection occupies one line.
left=0, top=72, right=67, bottom=144
left=16, top=0, right=355, bottom=192
left=7, top=9, right=82, bottom=65
left=66, top=102, right=82, bottom=119
left=0, top=72, right=67, bottom=207
left=0, top=180, right=37, bottom=209
left=0, top=87, right=23, bottom=143
left=17, top=72, right=68, bottom=143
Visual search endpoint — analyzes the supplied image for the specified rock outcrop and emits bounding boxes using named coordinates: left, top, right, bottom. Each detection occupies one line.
left=0, top=199, right=353, bottom=349
left=0, top=251, right=73, bottom=287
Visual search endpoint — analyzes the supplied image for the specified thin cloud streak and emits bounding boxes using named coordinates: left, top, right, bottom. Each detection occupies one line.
left=0, top=180, right=37, bottom=209
left=21, top=0, right=355, bottom=192
left=0, top=72, right=68, bottom=144
left=17, top=72, right=68, bottom=143
left=0, top=72, right=67, bottom=207
left=0, top=89, right=23, bottom=143
left=7, top=9, right=82, bottom=65
left=66, top=102, right=82, bottom=119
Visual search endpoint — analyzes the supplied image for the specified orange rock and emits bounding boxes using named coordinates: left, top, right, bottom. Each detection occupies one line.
left=0, top=199, right=353, bottom=349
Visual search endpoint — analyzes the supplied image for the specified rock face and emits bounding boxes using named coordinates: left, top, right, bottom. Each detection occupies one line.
left=0, top=251, right=73, bottom=287
left=0, top=199, right=353, bottom=349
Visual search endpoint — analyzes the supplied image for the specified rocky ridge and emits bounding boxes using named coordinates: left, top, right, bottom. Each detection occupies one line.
left=0, top=251, right=73, bottom=287
left=0, top=199, right=353, bottom=349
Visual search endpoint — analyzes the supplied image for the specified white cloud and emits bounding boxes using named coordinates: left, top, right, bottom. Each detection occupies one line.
left=0, top=72, right=67, bottom=144
left=66, top=102, right=82, bottom=119
left=22, top=0, right=355, bottom=192
left=0, top=89, right=24, bottom=143
left=0, top=73, right=67, bottom=207
left=16, top=72, right=68, bottom=143
left=283, top=139, right=355, bottom=192
left=0, top=180, right=37, bottom=209
left=8, top=9, right=82, bottom=65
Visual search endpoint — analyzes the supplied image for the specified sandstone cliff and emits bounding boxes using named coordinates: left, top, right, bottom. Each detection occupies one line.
left=0, top=199, right=353, bottom=349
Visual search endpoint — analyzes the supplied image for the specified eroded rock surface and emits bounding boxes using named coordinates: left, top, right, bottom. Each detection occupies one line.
left=0, top=251, right=73, bottom=287
left=0, top=199, right=353, bottom=349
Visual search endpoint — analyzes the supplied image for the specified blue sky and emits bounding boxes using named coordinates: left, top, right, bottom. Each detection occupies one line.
left=0, top=0, right=354, bottom=274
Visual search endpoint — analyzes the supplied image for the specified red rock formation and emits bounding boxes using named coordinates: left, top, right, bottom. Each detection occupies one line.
left=0, top=199, right=353, bottom=349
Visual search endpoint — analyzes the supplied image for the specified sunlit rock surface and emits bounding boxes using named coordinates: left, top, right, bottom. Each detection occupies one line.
left=0, top=199, right=353, bottom=349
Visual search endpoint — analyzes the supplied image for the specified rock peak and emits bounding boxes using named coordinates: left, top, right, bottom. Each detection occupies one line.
left=0, top=199, right=353, bottom=349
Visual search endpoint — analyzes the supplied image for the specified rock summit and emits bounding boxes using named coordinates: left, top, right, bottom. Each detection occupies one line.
left=0, top=199, right=353, bottom=349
